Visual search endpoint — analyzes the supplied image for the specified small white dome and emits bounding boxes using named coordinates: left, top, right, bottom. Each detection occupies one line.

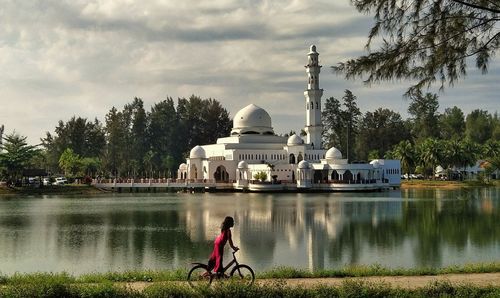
left=287, top=134, right=304, bottom=146
left=189, top=145, right=206, bottom=159
left=237, top=161, right=248, bottom=169
left=298, top=160, right=310, bottom=169
left=231, top=104, right=274, bottom=135
left=370, top=160, right=381, bottom=169
left=325, top=147, right=342, bottom=159
left=179, top=163, right=187, bottom=170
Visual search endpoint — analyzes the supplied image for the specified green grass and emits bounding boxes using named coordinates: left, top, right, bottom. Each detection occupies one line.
left=257, top=262, right=500, bottom=279
left=1, top=263, right=499, bottom=285
left=0, top=279, right=499, bottom=298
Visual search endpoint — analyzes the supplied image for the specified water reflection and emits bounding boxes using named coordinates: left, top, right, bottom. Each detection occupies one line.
left=0, top=188, right=498, bottom=275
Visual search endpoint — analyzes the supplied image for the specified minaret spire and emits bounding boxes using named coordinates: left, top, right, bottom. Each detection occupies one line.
left=304, top=45, right=323, bottom=149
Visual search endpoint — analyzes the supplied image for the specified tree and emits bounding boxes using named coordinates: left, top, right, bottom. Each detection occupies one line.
left=125, top=98, right=148, bottom=175
left=58, top=148, right=82, bottom=177
left=408, top=91, right=440, bottom=140
left=392, top=140, right=415, bottom=175
left=202, top=98, right=232, bottom=145
left=322, top=90, right=361, bottom=161
left=322, top=96, right=343, bottom=148
left=0, top=132, right=40, bottom=183
left=104, top=107, right=128, bottom=177
left=253, top=171, right=268, bottom=182
left=416, top=138, right=443, bottom=177
left=465, top=109, right=493, bottom=144
left=341, top=90, right=362, bottom=161
left=355, top=108, right=410, bottom=160
left=148, top=98, right=179, bottom=173
left=334, top=0, right=500, bottom=94
left=42, top=117, right=105, bottom=173
left=439, top=106, right=465, bottom=140
left=177, top=95, right=231, bottom=159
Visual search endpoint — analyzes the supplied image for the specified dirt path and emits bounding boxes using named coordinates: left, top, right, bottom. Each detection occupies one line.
left=125, top=273, right=500, bottom=291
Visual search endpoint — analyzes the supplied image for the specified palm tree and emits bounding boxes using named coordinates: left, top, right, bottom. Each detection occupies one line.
left=393, top=140, right=414, bottom=176
left=443, top=139, right=464, bottom=180
left=483, top=140, right=500, bottom=160
left=417, top=138, right=443, bottom=179
left=459, top=139, right=480, bottom=180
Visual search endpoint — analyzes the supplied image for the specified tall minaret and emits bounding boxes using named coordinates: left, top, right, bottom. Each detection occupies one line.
left=304, top=45, right=323, bottom=149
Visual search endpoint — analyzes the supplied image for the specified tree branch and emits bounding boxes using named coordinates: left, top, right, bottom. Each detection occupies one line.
left=449, top=0, right=500, bottom=14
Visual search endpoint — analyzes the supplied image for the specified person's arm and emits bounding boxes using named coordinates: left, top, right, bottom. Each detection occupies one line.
left=227, top=229, right=239, bottom=251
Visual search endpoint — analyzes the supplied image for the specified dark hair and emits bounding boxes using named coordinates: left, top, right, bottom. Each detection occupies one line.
left=221, top=216, right=234, bottom=231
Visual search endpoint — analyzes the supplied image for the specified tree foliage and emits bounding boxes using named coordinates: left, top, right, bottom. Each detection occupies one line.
left=41, top=117, right=105, bottom=173
left=408, top=91, right=440, bottom=140
left=322, top=90, right=362, bottom=161
left=0, top=132, right=40, bottom=182
left=439, top=106, right=465, bottom=139
left=465, top=109, right=494, bottom=143
left=356, top=108, right=410, bottom=160
left=334, top=0, right=500, bottom=94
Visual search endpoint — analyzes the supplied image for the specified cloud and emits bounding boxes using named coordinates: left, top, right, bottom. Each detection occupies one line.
left=0, top=0, right=497, bottom=144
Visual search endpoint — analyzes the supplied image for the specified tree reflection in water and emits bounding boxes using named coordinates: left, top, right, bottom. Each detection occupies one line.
left=0, top=188, right=498, bottom=274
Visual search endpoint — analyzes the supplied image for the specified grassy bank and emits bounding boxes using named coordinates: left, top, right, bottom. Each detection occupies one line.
left=0, top=279, right=499, bottom=298
left=1, top=263, right=499, bottom=285
left=401, top=179, right=500, bottom=189
left=0, top=184, right=105, bottom=196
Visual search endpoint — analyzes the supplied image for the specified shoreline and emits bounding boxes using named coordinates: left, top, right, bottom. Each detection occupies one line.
left=1, top=180, right=498, bottom=196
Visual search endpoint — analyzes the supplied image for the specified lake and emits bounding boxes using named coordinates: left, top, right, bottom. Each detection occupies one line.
left=0, top=187, right=499, bottom=275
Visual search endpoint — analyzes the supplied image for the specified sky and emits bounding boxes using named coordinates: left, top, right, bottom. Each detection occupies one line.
left=1, top=0, right=498, bottom=145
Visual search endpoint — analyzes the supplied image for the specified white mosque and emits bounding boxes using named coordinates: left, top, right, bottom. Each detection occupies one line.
left=177, top=45, right=401, bottom=192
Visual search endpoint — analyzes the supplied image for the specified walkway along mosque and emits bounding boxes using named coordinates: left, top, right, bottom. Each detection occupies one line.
left=95, top=46, right=401, bottom=192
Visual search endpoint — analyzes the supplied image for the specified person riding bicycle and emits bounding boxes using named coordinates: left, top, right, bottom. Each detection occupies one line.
left=207, top=216, right=239, bottom=277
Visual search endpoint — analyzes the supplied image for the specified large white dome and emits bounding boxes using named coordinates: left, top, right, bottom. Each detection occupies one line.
left=325, top=147, right=342, bottom=160
left=231, top=104, right=274, bottom=135
left=189, top=145, right=206, bottom=159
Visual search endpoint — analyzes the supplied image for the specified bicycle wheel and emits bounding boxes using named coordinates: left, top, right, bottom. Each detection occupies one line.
left=230, top=264, right=255, bottom=286
left=187, top=264, right=212, bottom=287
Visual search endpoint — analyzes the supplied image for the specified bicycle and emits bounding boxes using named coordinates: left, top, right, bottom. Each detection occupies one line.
left=187, top=250, right=255, bottom=287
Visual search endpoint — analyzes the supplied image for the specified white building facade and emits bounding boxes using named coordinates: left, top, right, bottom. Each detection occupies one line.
left=178, top=46, right=401, bottom=192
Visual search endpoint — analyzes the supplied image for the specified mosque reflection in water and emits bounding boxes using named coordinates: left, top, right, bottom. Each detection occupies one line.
left=0, top=188, right=499, bottom=275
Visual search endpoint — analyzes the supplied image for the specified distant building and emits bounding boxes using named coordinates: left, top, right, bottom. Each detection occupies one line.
left=178, top=46, right=401, bottom=192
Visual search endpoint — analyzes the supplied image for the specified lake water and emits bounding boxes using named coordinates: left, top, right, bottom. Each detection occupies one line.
left=0, top=188, right=499, bottom=275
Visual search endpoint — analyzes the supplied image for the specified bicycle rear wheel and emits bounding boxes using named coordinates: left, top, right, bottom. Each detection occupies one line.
left=230, top=264, right=255, bottom=286
left=187, top=264, right=212, bottom=288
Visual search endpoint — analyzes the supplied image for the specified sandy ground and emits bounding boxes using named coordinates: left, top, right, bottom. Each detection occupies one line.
left=125, top=273, right=500, bottom=291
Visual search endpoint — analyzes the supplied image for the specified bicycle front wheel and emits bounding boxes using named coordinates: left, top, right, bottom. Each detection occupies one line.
left=187, top=264, right=212, bottom=288
left=230, top=264, right=255, bottom=286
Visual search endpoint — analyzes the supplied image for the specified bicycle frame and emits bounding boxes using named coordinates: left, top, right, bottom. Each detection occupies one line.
left=221, top=251, right=239, bottom=274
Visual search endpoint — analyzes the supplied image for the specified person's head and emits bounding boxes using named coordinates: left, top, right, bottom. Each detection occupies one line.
left=221, top=216, right=234, bottom=231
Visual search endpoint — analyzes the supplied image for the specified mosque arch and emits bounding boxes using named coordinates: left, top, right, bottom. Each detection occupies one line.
left=289, top=153, right=296, bottom=164
left=343, top=170, right=353, bottom=182
left=331, top=170, right=339, bottom=181
left=214, top=165, right=229, bottom=182
left=297, top=153, right=303, bottom=163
